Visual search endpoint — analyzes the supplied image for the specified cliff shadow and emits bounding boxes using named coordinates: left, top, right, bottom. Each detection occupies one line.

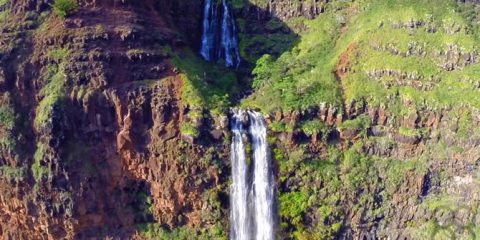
left=155, top=0, right=300, bottom=104
left=233, top=1, right=301, bottom=98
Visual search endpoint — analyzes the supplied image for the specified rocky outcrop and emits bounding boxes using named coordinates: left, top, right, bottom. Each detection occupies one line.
left=266, top=0, right=328, bottom=20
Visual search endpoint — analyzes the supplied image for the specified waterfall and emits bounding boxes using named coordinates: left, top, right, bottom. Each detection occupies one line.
left=230, top=110, right=253, bottom=240
left=200, top=0, right=241, bottom=68
left=230, top=110, right=276, bottom=240
left=248, top=111, right=276, bottom=240
left=219, top=0, right=241, bottom=68
left=200, top=0, right=218, bottom=61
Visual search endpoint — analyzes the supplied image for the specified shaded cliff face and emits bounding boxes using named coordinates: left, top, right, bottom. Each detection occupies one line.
left=0, top=0, right=231, bottom=238
left=1, top=0, right=480, bottom=240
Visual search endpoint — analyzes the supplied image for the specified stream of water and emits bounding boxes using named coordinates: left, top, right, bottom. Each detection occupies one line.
left=230, top=110, right=276, bottom=240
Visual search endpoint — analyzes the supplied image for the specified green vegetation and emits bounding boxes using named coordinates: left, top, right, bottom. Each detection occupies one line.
left=455, top=109, right=480, bottom=139
left=52, top=0, right=78, bottom=19
left=275, top=136, right=439, bottom=239
left=35, top=49, right=69, bottom=129
left=300, top=120, right=328, bottom=136
left=399, top=126, right=422, bottom=138
left=32, top=142, right=50, bottom=182
left=0, top=0, right=8, bottom=23
left=277, top=145, right=344, bottom=239
left=243, top=0, right=480, bottom=116
left=0, top=94, right=17, bottom=150
left=341, top=146, right=378, bottom=191
left=0, top=166, right=26, bottom=182
left=0, top=105, right=15, bottom=131
left=47, top=48, right=70, bottom=61
left=170, top=48, right=238, bottom=114
left=180, top=122, right=200, bottom=138
left=338, top=115, right=371, bottom=138
left=279, top=191, right=309, bottom=225
left=31, top=48, right=71, bottom=183
left=382, top=158, right=427, bottom=191
left=268, top=120, right=294, bottom=132
left=411, top=194, right=480, bottom=239
left=230, top=0, right=246, bottom=9
left=138, top=224, right=226, bottom=240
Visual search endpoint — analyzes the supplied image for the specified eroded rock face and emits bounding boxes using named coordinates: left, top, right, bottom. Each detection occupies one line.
left=267, top=0, right=328, bottom=20
left=1, top=0, right=480, bottom=239
left=0, top=0, right=228, bottom=238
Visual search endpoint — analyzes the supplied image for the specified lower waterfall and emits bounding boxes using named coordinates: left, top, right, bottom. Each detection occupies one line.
left=248, top=111, right=276, bottom=240
left=230, top=110, right=276, bottom=240
left=230, top=110, right=253, bottom=240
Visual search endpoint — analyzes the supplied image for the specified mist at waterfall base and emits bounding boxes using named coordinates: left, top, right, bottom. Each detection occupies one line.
left=200, top=0, right=241, bottom=68
left=230, top=110, right=276, bottom=240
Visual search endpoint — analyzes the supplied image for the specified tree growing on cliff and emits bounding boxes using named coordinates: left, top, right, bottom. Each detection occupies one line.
left=52, top=0, right=78, bottom=19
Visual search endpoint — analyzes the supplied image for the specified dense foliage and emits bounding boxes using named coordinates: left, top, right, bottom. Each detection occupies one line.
left=243, top=0, right=480, bottom=115
left=52, top=0, right=78, bottom=19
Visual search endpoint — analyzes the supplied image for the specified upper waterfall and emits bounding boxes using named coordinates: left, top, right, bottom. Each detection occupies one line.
left=200, top=0, right=218, bottom=61
left=200, top=0, right=241, bottom=68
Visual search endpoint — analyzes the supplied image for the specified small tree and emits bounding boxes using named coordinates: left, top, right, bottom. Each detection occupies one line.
left=52, top=0, right=78, bottom=19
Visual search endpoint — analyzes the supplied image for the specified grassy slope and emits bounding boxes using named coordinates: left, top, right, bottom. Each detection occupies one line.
left=243, top=0, right=480, bottom=115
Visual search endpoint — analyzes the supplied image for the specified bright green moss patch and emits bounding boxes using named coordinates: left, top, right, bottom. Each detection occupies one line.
left=0, top=166, right=25, bottom=182
left=52, top=0, right=78, bottom=19
left=0, top=105, right=15, bottom=131
left=180, top=122, right=200, bottom=138
left=0, top=0, right=8, bottom=23
left=47, top=48, right=70, bottom=61
left=32, top=142, right=50, bottom=182
left=35, top=49, right=70, bottom=129
left=279, top=191, right=309, bottom=226
left=35, top=64, right=67, bottom=129
left=399, top=127, right=422, bottom=138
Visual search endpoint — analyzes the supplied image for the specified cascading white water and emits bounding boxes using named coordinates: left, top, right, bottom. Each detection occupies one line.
left=248, top=111, right=276, bottom=240
left=230, top=110, right=252, bottom=240
left=230, top=110, right=276, bottom=240
left=200, top=0, right=218, bottom=61
left=200, top=0, right=241, bottom=67
left=219, top=0, right=241, bottom=68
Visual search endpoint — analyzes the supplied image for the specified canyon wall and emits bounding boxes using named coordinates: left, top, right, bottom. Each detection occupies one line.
left=0, top=0, right=479, bottom=239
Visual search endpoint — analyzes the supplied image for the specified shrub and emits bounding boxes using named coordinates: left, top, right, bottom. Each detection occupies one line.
left=0, top=105, right=15, bottom=131
left=0, top=166, right=25, bottom=182
left=398, top=127, right=422, bottom=138
left=180, top=122, right=200, bottom=138
left=35, top=63, right=67, bottom=129
left=300, top=119, right=328, bottom=136
left=252, top=54, right=273, bottom=89
left=32, top=142, right=50, bottom=182
left=52, top=0, right=78, bottom=19
left=279, top=191, right=309, bottom=226
left=338, top=115, right=371, bottom=137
